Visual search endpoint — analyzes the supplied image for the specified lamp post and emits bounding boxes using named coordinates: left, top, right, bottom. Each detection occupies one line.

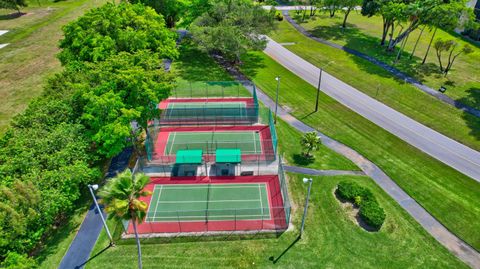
left=274, top=76, right=280, bottom=124
left=300, top=178, right=313, bottom=238
left=315, top=61, right=334, bottom=112
left=88, top=184, right=114, bottom=245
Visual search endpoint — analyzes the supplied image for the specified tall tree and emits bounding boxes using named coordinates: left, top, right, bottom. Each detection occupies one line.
left=341, top=0, right=362, bottom=28
left=434, top=39, right=473, bottom=76
left=58, top=3, right=178, bottom=65
left=0, top=0, right=27, bottom=13
left=99, top=170, right=151, bottom=269
left=71, top=51, right=174, bottom=158
left=190, top=0, right=275, bottom=63
left=361, top=0, right=408, bottom=46
left=324, top=0, right=341, bottom=17
left=386, top=0, right=469, bottom=51
left=421, top=1, right=472, bottom=63
left=130, top=0, right=189, bottom=28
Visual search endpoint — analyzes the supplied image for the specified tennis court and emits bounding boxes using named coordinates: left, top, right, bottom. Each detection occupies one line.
left=145, top=183, right=271, bottom=222
left=165, top=131, right=262, bottom=155
left=165, top=101, right=248, bottom=118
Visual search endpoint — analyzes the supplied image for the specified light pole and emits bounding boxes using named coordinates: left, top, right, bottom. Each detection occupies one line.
left=315, top=61, right=334, bottom=112
left=300, top=178, right=313, bottom=238
left=274, top=76, right=280, bottom=124
left=88, top=184, right=114, bottom=245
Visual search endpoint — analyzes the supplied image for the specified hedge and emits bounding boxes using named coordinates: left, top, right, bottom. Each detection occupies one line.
left=336, top=181, right=386, bottom=230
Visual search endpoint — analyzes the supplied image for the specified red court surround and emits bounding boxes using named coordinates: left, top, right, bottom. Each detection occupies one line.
left=152, top=125, right=275, bottom=162
left=126, top=175, right=288, bottom=234
left=158, top=97, right=256, bottom=109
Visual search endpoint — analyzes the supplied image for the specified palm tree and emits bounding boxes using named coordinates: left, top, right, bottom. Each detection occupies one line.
left=300, top=131, right=321, bottom=158
left=99, top=169, right=151, bottom=269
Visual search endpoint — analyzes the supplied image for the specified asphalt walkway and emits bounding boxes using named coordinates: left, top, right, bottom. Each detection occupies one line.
left=263, top=36, right=480, bottom=182
left=58, top=147, right=133, bottom=269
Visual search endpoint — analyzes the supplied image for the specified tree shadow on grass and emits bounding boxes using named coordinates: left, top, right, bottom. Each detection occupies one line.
left=459, top=87, right=480, bottom=142
left=0, top=12, right=26, bottom=20
left=239, top=52, right=267, bottom=79
left=292, top=153, right=314, bottom=166
left=174, top=38, right=235, bottom=82
left=268, top=235, right=301, bottom=264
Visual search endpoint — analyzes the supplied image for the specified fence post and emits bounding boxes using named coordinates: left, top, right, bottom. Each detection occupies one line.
left=177, top=211, right=181, bottom=233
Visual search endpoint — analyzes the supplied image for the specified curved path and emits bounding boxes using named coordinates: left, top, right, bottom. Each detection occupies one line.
left=281, top=11, right=480, bottom=118
left=230, top=78, right=480, bottom=269
left=263, top=36, right=480, bottom=182
left=284, top=165, right=365, bottom=176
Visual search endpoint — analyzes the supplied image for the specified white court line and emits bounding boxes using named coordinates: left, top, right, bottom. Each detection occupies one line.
left=155, top=199, right=262, bottom=203
left=159, top=185, right=261, bottom=189
left=167, top=132, right=177, bottom=155
left=258, top=184, right=264, bottom=214
left=149, top=214, right=269, bottom=220
left=152, top=185, right=163, bottom=220
left=252, top=132, right=257, bottom=153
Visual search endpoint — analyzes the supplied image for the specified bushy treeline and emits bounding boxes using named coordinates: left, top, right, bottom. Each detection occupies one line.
left=0, top=2, right=177, bottom=266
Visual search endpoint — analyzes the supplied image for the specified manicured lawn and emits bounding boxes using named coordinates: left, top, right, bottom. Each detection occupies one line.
left=239, top=51, right=480, bottom=250
left=291, top=11, right=480, bottom=110
left=0, top=0, right=107, bottom=133
left=86, top=174, right=467, bottom=268
left=269, top=19, right=480, bottom=151
left=276, top=118, right=359, bottom=171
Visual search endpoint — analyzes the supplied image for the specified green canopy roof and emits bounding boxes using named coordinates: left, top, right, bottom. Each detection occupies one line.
left=216, top=149, right=241, bottom=163
left=176, top=149, right=203, bottom=164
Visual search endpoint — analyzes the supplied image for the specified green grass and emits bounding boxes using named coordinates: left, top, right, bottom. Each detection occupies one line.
left=270, top=19, right=480, bottom=151
left=239, top=51, right=480, bottom=250
left=86, top=174, right=467, bottom=268
left=291, top=11, right=480, bottom=110
left=276, top=118, right=360, bottom=170
left=0, top=0, right=108, bottom=133
left=146, top=183, right=270, bottom=222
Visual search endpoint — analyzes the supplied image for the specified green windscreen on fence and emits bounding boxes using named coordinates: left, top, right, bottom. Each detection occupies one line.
left=176, top=149, right=203, bottom=164
left=269, top=111, right=278, bottom=155
left=216, top=149, right=241, bottom=163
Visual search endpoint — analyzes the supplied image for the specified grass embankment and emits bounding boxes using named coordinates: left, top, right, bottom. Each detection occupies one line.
left=239, top=51, right=480, bottom=250
left=86, top=174, right=467, bottom=268
left=0, top=0, right=107, bottom=133
left=271, top=19, right=480, bottom=151
left=290, top=11, right=480, bottom=110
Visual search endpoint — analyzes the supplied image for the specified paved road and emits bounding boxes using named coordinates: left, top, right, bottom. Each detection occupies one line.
left=232, top=80, right=480, bottom=269
left=282, top=12, right=480, bottom=117
left=263, top=37, right=480, bottom=182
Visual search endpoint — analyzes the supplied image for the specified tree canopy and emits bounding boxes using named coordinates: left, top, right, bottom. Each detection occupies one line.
left=71, top=51, right=174, bottom=157
left=0, top=0, right=27, bottom=13
left=58, top=3, right=178, bottom=65
left=190, top=0, right=275, bottom=63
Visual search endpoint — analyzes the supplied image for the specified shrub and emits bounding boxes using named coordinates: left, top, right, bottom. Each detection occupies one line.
left=275, top=12, right=284, bottom=21
left=336, top=181, right=386, bottom=229
left=360, top=201, right=386, bottom=229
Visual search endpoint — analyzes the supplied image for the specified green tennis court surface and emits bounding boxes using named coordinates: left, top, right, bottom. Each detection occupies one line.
left=165, top=131, right=262, bottom=155
left=165, top=102, right=247, bottom=118
left=146, top=183, right=271, bottom=222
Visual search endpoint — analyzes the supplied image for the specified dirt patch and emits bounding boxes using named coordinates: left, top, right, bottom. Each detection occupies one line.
left=333, top=188, right=379, bottom=232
